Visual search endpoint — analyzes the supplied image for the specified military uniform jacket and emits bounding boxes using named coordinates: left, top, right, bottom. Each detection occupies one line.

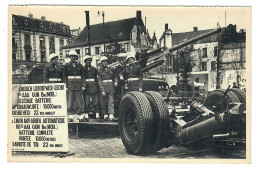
left=63, top=61, right=85, bottom=91
left=120, top=63, right=143, bottom=90
left=84, top=65, right=103, bottom=94
left=43, top=64, right=63, bottom=83
left=98, top=66, right=118, bottom=93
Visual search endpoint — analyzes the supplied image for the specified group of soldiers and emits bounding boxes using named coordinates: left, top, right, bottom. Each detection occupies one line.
left=43, top=50, right=143, bottom=122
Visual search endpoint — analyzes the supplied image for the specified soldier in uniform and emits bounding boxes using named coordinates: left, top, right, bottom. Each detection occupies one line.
left=83, top=55, right=103, bottom=122
left=112, top=58, right=126, bottom=117
left=119, top=55, right=143, bottom=92
left=63, top=50, right=85, bottom=116
left=43, top=53, right=63, bottom=83
left=98, top=56, right=118, bottom=121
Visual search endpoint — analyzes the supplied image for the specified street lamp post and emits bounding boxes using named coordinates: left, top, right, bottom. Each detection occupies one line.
left=85, top=11, right=91, bottom=56
left=102, top=11, right=105, bottom=54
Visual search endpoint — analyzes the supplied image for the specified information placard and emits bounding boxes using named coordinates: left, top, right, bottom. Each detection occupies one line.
left=10, top=83, right=69, bottom=152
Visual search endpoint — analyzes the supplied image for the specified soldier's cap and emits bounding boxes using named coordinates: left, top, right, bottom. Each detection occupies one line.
left=100, top=56, right=108, bottom=62
left=126, top=54, right=136, bottom=61
left=69, top=50, right=78, bottom=57
left=83, top=55, right=92, bottom=63
left=49, top=53, right=58, bottom=61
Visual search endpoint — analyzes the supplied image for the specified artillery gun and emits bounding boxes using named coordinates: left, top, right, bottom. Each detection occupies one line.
left=113, top=28, right=246, bottom=155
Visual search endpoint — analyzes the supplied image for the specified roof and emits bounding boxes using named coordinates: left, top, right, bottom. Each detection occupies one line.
left=63, top=18, right=137, bottom=49
left=171, top=28, right=226, bottom=45
left=12, top=14, right=71, bottom=37
left=219, top=24, right=246, bottom=43
left=159, top=27, right=226, bottom=46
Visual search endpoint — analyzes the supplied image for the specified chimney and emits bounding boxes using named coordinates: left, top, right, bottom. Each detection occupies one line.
left=136, top=11, right=142, bottom=20
left=41, top=16, right=46, bottom=20
left=193, top=27, right=198, bottom=32
left=85, top=11, right=90, bottom=29
left=239, top=29, right=245, bottom=33
left=85, top=11, right=91, bottom=55
left=145, top=17, right=146, bottom=29
left=165, top=23, right=168, bottom=31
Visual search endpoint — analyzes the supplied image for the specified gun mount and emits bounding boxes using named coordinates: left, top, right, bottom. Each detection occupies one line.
left=118, top=89, right=246, bottom=155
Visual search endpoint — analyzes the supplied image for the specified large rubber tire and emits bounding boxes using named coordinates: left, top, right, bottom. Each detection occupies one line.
left=143, top=91, right=170, bottom=152
left=229, top=88, right=246, bottom=104
left=119, top=91, right=155, bottom=155
left=204, top=89, right=240, bottom=113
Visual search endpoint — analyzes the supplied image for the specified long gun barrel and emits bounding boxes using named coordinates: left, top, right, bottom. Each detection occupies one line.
left=109, top=28, right=222, bottom=72
left=138, top=28, right=222, bottom=71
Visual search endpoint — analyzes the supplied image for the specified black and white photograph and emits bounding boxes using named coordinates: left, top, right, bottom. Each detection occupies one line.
left=7, top=5, right=250, bottom=163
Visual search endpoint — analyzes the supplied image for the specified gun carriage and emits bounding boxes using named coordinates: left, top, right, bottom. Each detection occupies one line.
left=112, top=28, right=246, bottom=155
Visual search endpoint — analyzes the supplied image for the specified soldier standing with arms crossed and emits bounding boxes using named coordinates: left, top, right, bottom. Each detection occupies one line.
left=43, top=53, right=63, bottom=83
left=83, top=55, right=103, bottom=122
left=98, top=56, right=118, bottom=121
left=119, top=54, right=143, bottom=92
left=63, top=50, right=85, bottom=118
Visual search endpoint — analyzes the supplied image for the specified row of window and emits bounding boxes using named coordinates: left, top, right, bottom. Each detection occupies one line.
left=165, top=47, right=218, bottom=66
left=39, top=37, right=66, bottom=49
left=12, top=34, right=66, bottom=62
left=12, top=49, right=64, bottom=62
left=159, top=61, right=216, bottom=73
left=15, top=33, right=68, bottom=49
left=13, top=35, right=66, bottom=51
left=65, top=43, right=130, bottom=57
left=201, top=61, right=216, bottom=71
left=202, top=47, right=218, bottom=57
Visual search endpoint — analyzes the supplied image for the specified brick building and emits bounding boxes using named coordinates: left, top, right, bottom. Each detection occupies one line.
left=12, top=13, right=71, bottom=83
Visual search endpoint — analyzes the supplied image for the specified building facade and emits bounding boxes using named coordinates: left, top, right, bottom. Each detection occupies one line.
left=62, top=11, right=154, bottom=67
left=158, top=24, right=246, bottom=92
left=12, top=14, right=71, bottom=83
left=218, top=25, right=246, bottom=91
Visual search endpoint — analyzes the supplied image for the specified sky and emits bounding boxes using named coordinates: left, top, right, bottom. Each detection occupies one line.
left=9, top=6, right=250, bottom=39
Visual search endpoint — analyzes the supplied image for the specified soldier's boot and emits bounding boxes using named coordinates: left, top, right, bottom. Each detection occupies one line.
left=73, top=114, right=80, bottom=122
left=109, top=114, right=118, bottom=121
left=84, top=113, right=89, bottom=122
left=78, top=114, right=84, bottom=122
left=104, top=114, right=109, bottom=122
left=96, top=113, right=101, bottom=122
left=67, top=115, right=74, bottom=122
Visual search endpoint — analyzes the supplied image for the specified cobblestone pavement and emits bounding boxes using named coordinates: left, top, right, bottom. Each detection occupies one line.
left=12, top=128, right=246, bottom=159
left=67, top=134, right=246, bottom=159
